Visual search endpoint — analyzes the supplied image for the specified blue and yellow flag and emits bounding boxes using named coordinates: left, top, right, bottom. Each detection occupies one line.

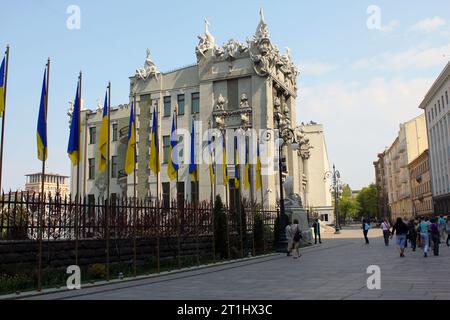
left=67, top=80, right=81, bottom=166
left=234, top=135, right=240, bottom=189
left=149, top=107, right=160, bottom=175
left=189, top=120, right=198, bottom=182
left=222, top=133, right=229, bottom=186
left=255, top=142, right=262, bottom=191
left=36, top=69, right=48, bottom=161
left=0, top=57, right=5, bottom=116
left=125, top=101, right=136, bottom=175
left=98, top=91, right=109, bottom=173
left=208, top=130, right=215, bottom=184
left=244, top=138, right=250, bottom=190
left=167, top=113, right=179, bottom=180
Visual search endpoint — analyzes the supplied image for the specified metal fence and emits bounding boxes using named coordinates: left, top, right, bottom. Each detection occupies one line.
left=0, top=191, right=278, bottom=294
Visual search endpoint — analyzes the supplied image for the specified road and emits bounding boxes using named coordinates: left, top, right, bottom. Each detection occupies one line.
left=19, top=228, right=450, bottom=300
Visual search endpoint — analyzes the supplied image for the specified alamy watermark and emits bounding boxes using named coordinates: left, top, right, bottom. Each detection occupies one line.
left=366, top=265, right=381, bottom=290
left=66, top=5, right=81, bottom=30
left=66, top=265, right=81, bottom=290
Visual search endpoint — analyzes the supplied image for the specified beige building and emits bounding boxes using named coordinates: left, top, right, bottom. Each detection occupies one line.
left=25, top=173, right=69, bottom=197
left=70, top=12, right=319, bottom=209
left=301, top=122, right=333, bottom=224
left=373, top=152, right=390, bottom=219
left=408, top=150, right=433, bottom=217
left=419, top=61, right=450, bottom=215
left=383, top=114, right=428, bottom=220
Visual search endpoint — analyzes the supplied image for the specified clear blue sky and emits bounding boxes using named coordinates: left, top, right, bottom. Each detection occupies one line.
left=0, top=0, right=449, bottom=191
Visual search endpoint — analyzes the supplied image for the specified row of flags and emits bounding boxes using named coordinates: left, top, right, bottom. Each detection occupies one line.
left=0, top=49, right=263, bottom=197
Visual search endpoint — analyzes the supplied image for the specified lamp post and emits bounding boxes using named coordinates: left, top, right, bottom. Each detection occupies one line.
left=324, top=164, right=342, bottom=234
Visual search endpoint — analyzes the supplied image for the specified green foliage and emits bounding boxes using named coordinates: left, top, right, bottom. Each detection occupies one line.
left=87, top=264, right=106, bottom=279
left=356, top=184, right=379, bottom=219
left=0, top=204, right=29, bottom=240
left=213, top=195, right=228, bottom=260
left=0, top=273, right=34, bottom=294
left=339, top=184, right=360, bottom=221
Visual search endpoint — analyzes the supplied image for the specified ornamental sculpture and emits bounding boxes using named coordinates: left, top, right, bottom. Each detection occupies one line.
left=214, top=39, right=248, bottom=61
left=135, top=49, right=161, bottom=81
left=215, top=94, right=226, bottom=111
left=240, top=93, right=250, bottom=108
left=196, top=18, right=215, bottom=61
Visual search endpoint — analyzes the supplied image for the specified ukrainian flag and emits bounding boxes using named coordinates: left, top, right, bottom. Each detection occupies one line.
left=36, top=69, right=48, bottom=161
left=98, top=91, right=109, bottom=173
left=222, top=133, right=229, bottom=186
left=189, top=120, right=198, bottom=182
left=0, top=57, right=5, bottom=116
left=255, top=142, right=262, bottom=191
left=67, top=81, right=81, bottom=166
left=208, top=130, right=215, bottom=184
left=125, top=101, right=136, bottom=175
left=234, top=135, right=240, bottom=189
left=167, top=113, right=179, bottom=180
left=149, top=107, right=160, bottom=175
left=244, top=138, right=250, bottom=190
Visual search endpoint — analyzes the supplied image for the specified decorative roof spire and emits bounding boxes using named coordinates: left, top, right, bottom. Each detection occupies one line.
left=196, top=17, right=215, bottom=60
left=255, top=8, right=270, bottom=40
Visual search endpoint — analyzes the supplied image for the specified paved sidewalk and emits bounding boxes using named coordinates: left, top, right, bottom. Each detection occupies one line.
left=17, top=229, right=450, bottom=300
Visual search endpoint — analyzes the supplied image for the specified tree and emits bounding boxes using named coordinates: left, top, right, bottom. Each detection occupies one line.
left=356, top=184, right=379, bottom=220
left=339, top=184, right=360, bottom=222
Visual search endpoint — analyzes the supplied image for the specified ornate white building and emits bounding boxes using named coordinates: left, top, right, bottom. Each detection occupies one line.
left=70, top=12, right=319, bottom=210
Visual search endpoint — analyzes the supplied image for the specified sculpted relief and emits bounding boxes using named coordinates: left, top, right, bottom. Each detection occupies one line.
left=135, top=49, right=161, bottom=81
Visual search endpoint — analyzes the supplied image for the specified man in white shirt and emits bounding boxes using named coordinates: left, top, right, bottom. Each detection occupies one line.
left=381, top=219, right=391, bottom=246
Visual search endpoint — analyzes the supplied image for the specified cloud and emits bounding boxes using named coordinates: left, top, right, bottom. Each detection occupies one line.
left=352, top=43, right=450, bottom=70
left=380, top=20, right=400, bottom=33
left=298, top=76, right=434, bottom=189
left=410, top=16, right=447, bottom=33
left=300, top=61, right=337, bottom=76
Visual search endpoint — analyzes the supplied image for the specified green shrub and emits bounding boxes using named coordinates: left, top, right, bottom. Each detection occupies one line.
left=87, top=264, right=106, bottom=279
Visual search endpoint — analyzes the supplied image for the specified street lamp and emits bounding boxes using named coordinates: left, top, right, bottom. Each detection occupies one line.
left=324, top=164, right=342, bottom=234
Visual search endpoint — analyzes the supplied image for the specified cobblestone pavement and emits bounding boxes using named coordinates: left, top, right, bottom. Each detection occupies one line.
left=20, top=229, right=450, bottom=300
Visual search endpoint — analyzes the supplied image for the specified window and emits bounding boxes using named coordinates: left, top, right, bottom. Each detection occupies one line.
left=111, top=156, right=118, bottom=178
left=112, top=123, right=118, bottom=142
left=89, top=127, right=96, bottom=144
left=88, top=158, right=95, bottom=180
left=191, top=93, right=200, bottom=114
left=446, top=91, right=448, bottom=105
left=162, top=182, right=170, bottom=210
left=163, top=135, right=170, bottom=163
left=177, top=94, right=185, bottom=115
left=227, top=79, right=239, bottom=110
left=177, top=182, right=185, bottom=204
left=164, top=96, right=171, bottom=117
left=190, top=181, right=199, bottom=205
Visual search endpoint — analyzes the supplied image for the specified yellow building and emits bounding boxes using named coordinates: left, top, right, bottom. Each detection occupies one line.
left=25, top=173, right=69, bottom=198
left=383, top=114, right=428, bottom=220
left=408, top=150, right=433, bottom=217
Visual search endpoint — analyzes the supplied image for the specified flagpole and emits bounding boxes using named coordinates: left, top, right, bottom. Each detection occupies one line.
left=106, top=81, right=111, bottom=281
left=175, top=107, right=179, bottom=204
left=0, top=45, right=10, bottom=194
left=37, top=58, right=50, bottom=292
left=75, top=71, right=82, bottom=267
left=133, top=93, right=137, bottom=277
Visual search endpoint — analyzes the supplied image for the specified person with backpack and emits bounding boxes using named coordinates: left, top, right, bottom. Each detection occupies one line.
left=391, top=217, right=409, bottom=257
left=381, top=219, right=391, bottom=246
left=362, top=219, right=370, bottom=244
left=291, top=219, right=302, bottom=259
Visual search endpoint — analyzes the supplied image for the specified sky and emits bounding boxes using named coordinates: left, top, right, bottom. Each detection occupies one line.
left=0, top=0, right=449, bottom=191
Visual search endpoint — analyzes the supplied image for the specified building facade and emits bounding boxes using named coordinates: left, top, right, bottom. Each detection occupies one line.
left=301, top=122, right=333, bottom=224
left=25, top=173, right=69, bottom=197
left=408, top=150, right=433, bottom=217
left=382, top=114, right=428, bottom=220
left=373, top=152, right=390, bottom=219
left=419, top=61, right=450, bottom=215
left=70, top=13, right=317, bottom=209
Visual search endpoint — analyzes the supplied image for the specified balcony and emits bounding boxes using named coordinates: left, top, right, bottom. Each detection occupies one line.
left=119, top=126, right=129, bottom=142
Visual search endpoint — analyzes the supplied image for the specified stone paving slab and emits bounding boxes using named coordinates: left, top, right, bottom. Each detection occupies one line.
left=11, top=229, right=450, bottom=300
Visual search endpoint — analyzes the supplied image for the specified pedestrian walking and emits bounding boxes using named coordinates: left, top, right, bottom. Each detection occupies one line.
left=430, top=218, right=440, bottom=256
left=438, top=215, right=446, bottom=242
left=313, top=218, right=322, bottom=244
left=285, top=220, right=293, bottom=257
left=419, top=217, right=430, bottom=258
left=407, top=219, right=418, bottom=252
left=291, top=219, right=302, bottom=259
left=446, top=216, right=450, bottom=247
left=381, top=219, right=391, bottom=246
left=391, top=217, right=409, bottom=258
left=362, top=219, right=370, bottom=244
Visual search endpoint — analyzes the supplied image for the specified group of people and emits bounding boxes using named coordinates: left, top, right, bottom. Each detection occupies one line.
left=285, top=218, right=322, bottom=259
left=377, top=215, right=450, bottom=258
